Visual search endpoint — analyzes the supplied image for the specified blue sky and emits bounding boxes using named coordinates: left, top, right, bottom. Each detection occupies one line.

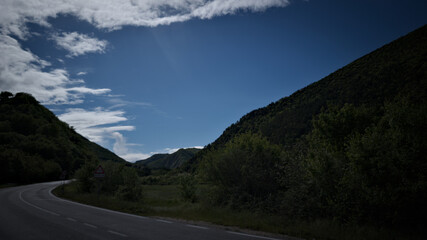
left=1, top=0, right=426, bottom=161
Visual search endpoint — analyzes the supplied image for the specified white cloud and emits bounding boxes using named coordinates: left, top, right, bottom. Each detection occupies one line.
left=0, top=35, right=109, bottom=104
left=191, top=0, right=289, bottom=19
left=111, top=132, right=151, bottom=162
left=58, top=107, right=128, bottom=130
left=67, top=87, right=111, bottom=95
left=76, top=71, right=87, bottom=76
left=58, top=107, right=147, bottom=162
left=0, top=0, right=289, bottom=104
left=53, top=32, right=108, bottom=57
left=0, top=0, right=290, bottom=39
left=107, top=97, right=152, bottom=110
left=56, top=103, right=203, bottom=163
left=0, top=0, right=288, bottom=160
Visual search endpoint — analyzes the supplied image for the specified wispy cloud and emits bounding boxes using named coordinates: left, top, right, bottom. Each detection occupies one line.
left=58, top=107, right=142, bottom=156
left=58, top=107, right=128, bottom=132
left=76, top=71, right=87, bottom=76
left=0, top=0, right=290, bottom=38
left=57, top=107, right=152, bottom=162
left=67, top=87, right=110, bottom=95
left=52, top=32, right=108, bottom=57
left=0, top=35, right=109, bottom=104
left=107, top=97, right=152, bottom=110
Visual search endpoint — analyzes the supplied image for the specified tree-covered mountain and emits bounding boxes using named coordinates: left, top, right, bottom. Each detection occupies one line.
left=190, top=25, right=427, bottom=231
left=187, top=24, right=427, bottom=170
left=135, top=148, right=201, bottom=169
left=0, top=92, right=125, bottom=184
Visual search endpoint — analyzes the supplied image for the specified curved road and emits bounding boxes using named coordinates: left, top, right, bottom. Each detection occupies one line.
left=0, top=181, right=290, bottom=240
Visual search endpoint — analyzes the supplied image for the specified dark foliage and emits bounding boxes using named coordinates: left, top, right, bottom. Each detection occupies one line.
left=0, top=92, right=125, bottom=184
left=194, top=25, right=427, bottom=233
left=75, top=161, right=143, bottom=202
left=135, top=148, right=201, bottom=169
left=199, top=133, right=282, bottom=211
left=187, top=24, right=427, bottom=171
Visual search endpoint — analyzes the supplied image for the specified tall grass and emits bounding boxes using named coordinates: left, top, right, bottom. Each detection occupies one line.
left=53, top=182, right=420, bottom=240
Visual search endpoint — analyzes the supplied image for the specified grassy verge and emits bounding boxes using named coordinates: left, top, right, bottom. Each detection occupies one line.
left=53, top=182, right=414, bottom=240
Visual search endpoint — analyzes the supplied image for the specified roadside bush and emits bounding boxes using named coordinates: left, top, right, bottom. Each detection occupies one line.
left=115, top=167, right=143, bottom=201
left=76, top=160, right=143, bottom=202
left=199, top=132, right=283, bottom=210
left=179, top=174, right=197, bottom=203
left=75, top=160, right=97, bottom=193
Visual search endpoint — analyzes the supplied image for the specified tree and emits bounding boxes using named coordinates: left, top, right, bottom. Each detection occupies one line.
left=199, top=132, right=283, bottom=210
left=344, top=98, right=427, bottom=226
left=0, top=91, right=13, bottom=102
left=303, top=104, right=375, bottom=219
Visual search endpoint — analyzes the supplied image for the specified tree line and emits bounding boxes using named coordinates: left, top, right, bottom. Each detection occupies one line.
left=197, top=96, right=427, bottom=229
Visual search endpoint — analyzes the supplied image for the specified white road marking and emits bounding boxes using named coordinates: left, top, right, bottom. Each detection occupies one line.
left=33, top=199, right=62, bottom=201
left=48, top=185, right=278, bottom=239
left=186, top=224, right=208, bottom=230
left=19, top=190, right=60, bottom=216
left=66, top=217, right=77, bottom=222
left=48, top=187, right=149, bottom=221
left=108, top=230, right=128, bottom=237
left=227, top=231, right=280, bottom=240
left=83, top=223, right=97, bottom=228
left=156, top=219, right=172, bottom=224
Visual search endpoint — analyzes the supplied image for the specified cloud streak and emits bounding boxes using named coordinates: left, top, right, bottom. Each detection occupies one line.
left=0, top=0, right=290, bottom=38
left=0, top=34, right=109, bottom=104
left=52, top=32, right=108, bottom=57
left=58, top=107, right=149, bottom=161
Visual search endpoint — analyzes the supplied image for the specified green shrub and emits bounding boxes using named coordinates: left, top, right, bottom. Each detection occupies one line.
left=179, top=174, right=197, bottom=203
left=199, top=132, right=283, bottom=210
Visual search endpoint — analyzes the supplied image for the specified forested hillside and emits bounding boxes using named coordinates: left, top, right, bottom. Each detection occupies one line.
left=189, top=25, right=427, bottom=168
left=0, top=92, right=125, bottom=184
left=135, top=148, right=201, bottom=169
left=190, top=25, right=427, bottom=231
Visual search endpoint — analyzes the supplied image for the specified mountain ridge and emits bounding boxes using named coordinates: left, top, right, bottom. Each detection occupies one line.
left=0, top=92, right=125, bottom=184
left=186, top=24, right=427, bottom=170
left=135, top=148, right=201, bottom=169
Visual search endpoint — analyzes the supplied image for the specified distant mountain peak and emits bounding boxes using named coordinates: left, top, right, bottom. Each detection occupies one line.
left=134, top=148, right=201, bottom=169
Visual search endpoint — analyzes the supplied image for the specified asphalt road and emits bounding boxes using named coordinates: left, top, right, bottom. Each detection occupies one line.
left=0, top=181, right=292, bottom=240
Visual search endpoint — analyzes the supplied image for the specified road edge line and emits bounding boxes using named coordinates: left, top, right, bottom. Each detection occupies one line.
left=48, top=186, right=149, bottom=221
left=19, top=189, right=60, bottom=216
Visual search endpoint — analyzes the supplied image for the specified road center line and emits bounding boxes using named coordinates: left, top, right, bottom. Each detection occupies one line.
left=227, top=231, right=280, bottom=240
left=83, top=223, right=97, bottom=228
left=19, top=190, right=60, bottom=216
left=108, top=230, right=128, bottom=237
left=186, top=224, right=208, bottom=230
left=156, top=219, right=172, bottom=224
left=66, top=217, right=77, bottom=222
